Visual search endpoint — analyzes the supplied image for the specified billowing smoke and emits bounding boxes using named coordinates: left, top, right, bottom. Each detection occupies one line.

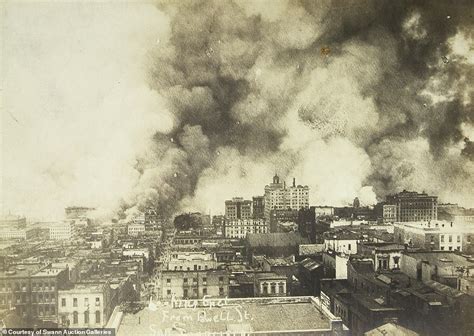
left=118, top=0, right=473, bottom=217
left=3, top=1, right=472, bottom=220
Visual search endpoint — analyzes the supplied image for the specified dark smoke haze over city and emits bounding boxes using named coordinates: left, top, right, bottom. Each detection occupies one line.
left=2, top=0, right=473, bottom=220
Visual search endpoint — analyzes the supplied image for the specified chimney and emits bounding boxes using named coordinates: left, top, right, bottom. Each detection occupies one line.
left=293, top=178, right=296, bottom=187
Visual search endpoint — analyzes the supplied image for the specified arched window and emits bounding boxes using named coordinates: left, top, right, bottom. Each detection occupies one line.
left=262, top=282, right=268, bottom=294
left=95, top=311, right=101, bottom=324
left=278, top=282, right=284, bottom=294
left=84, top=311, right=89, bottom=324
left=270, top=283, right=276, bottom=294
left=73, top=311, right=78, bottom=324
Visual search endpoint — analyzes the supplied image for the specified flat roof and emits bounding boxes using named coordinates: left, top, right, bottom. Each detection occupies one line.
left=118, top=297, right=336, bottom=335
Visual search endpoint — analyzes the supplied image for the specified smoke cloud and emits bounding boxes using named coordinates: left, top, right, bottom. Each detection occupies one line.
left=2, top=0, right=473, bottom=220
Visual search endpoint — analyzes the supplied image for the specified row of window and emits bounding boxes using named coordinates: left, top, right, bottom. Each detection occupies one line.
left=62, top=311, right=101, bottom=325
left=173, top=265, right=210, bottom=271
left=61, top=297, right=100, bottom=307
left=166, top=276, right=224, bottom=284
left=0, top=292, right=56, bottom=304
left=166, top=287, right=224, bottom=297
left=0, top=281, right=55, bottom=292
left=440, top=235, right=461, bottom=243
left=261, top=282, right=285, bottom=294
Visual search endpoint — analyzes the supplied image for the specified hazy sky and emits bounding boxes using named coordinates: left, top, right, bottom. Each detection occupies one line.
left=2, top=1, right=473, bottom=220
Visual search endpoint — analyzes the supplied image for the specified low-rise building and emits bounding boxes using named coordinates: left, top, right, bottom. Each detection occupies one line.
left=357, top=242, right=405, bottom=272
left=324, top=230, right=360, bottom=255
left=57, top=282, right=113, bottom=328
left=394, top=220, right=473, bottom=252
left=254, top=272, right=288, bottom=297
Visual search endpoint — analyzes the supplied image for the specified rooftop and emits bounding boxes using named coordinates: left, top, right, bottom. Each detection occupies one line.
left=117, top=296, right=345, bottom=336
left=365, top=322, right=420, bottom=336
left=403, top=251, right=474, bottom=268
left=247, top=232, right=308, bottom=247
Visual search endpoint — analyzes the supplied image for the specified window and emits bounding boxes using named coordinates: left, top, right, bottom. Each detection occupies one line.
left=203, top=288, right=207, bottom=295
left=193, top=288, right=198, bottom=295
left=82, top=311, right=89, bottom=324
left=166, top=279, right=171, bottom=284
left=457, top=235, right=461, bottom=243
left=219, top=276, right=224, bottom=283
left=167, top=290, right=171, bottom=295
left=95, top=297, right=100, bottom=306
left=61, top=298, right=66, bottom=307
left=183, top=289, right=188, bottom=297
left=279, top=283, right=284, bottom=293
left=193, top=278, right=197, bottom=284
left=219, top=287, right=224, bottom=296
left=441, top=235, right=444, bottom=243
left=84, top=298, right=89, bottom=307
left=194, top=265, right=197, bottom=271
left=183, top=278, right=188, bottom=284
left=203, top=277, right=207, bottom=285
left=449, top=235, right=452, bottom=243
left=270, top=283, right=276, bottom=294
left=263, top=283, right=268, bottom=294
left=348, top=244, right=351, bottom=251
left=73, top=298, right=78, bottom=307
left=95, top=311, right=101, bottom=324
left=73, top=311, right=78, bottom=324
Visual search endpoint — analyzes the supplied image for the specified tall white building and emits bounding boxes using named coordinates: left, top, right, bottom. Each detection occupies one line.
left=49, top=221, right=75, bottom=240
left=264, top=175, right=309, bottom=219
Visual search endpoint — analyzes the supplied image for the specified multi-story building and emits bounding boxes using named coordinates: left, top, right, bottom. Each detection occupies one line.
left=0, top=263, right=69, bottom=325
left=58, top=283, right=112, bottom=328
left=385, top=190, right=438, bottom=222
left=127, top=223, right=145, bottom=236
left=65, top=206, right=95, bottom=219
left=160, top=270, right=229, bottom=300
left=252, top=196, right=265, bottom=219
left=394, top=220, right=473, bottom=252
left=223, top=218, right=268, bottom=238
left=0, top=227, right=36, bottom=240
left=264, top=175, right=309, bottom=219
left=382, top=204, right=397, bottom=223
left=0, top=215, right=27, bottom=228
left=357, top=242, right=405, bottom=272
left=166, top=251, right=217, bottom=271
left=48, top=221, right=76, bottom=240
left=225, top=197, right=252, bottom=220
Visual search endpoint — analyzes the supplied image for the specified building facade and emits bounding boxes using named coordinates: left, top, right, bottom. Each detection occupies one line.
left=264, top=175, right=309, bottom=219
left=127, top=223, right=145, bottom=236
left=160, top=270, right=229, bottom=300
left=58, top=283, right=112, bottom=328
left=394, top=220, right=472, bottom=252
left=385, top=190, right=438, bottom=222
left=225, top=197, right=252, bottom=220
left=166, top=251, right=217, bottom=271
left=0, top=264, right=69, bottom=325
left=223, top=218, right=268, bottom=239
left=252, top=196, right=265, bottom=219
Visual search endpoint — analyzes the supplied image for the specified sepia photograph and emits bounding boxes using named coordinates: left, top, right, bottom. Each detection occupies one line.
left=1, top=0, right=473, bottom=335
